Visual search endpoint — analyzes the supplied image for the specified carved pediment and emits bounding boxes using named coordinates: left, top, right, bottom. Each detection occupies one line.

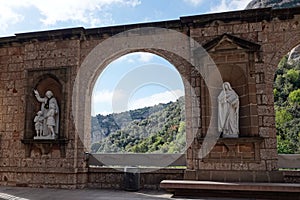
left=203, top=34, right=261, bottom=52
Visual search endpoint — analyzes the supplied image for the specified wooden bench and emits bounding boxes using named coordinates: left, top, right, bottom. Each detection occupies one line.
left=160, top=180, right=300, bottom=199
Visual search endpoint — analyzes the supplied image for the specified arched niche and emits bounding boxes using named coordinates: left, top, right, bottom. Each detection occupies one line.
left=23, top=67, right=69, bottom=157
left=199, top=34, right=260, bottom=137
left=218, top=64, right=250, bottom=136
left=34, top=75, right=62, bottom=119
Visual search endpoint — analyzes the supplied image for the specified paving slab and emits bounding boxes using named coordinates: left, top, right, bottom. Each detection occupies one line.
left=0, top=186, right=255, bottom=200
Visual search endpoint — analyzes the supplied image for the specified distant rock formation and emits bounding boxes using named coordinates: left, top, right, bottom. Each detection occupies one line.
left=288, top=45, right=300, bottom=65
left=246, top=0, right=300, bottom=64
left=246, top=0, right=300, bottom=10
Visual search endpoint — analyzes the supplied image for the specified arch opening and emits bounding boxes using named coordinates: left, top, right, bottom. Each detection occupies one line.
left=274, top=44, right=300, bottom=154
left=90, top=52, right=186, bottom=155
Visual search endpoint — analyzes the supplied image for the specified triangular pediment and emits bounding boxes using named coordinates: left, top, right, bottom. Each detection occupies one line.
left=203, top=34, right=261, bottom=52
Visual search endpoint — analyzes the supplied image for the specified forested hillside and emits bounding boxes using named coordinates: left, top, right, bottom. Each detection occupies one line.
left=91, top=55, right=300, bottom=154
left=274, top=55, right=300, bottom=153
left=91, top=97, right=185, bottom=153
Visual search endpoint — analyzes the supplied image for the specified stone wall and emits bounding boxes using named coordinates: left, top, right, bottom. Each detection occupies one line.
left=0, top=7, right=299, bottom=188
left=88, top=168, right=184, bottom=190
left=0, top=30, right=88, bottom=188
left=184, top=7, right=300, bottom=182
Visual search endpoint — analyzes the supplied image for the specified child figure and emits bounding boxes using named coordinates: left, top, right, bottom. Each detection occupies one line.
left=34, top=111, right=44, bottom=137
left=46, top=102, right=56, bottom=138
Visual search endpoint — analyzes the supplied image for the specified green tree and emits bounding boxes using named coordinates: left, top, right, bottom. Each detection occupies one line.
left=274, top=55, right=300, bottom=154
left=288, top=89, right=300, bottom=104
left=91, top=96, right=186, bottom=153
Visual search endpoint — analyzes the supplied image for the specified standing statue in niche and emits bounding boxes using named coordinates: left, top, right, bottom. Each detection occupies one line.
left=33, top=90, right=59, bottom=139
left=218, top=82, right=239, bottom=138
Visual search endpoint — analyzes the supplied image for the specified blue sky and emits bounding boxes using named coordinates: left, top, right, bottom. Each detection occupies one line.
left=92, top=53, right=186, bottom=115
left=0, top=0, right=252, bottom=115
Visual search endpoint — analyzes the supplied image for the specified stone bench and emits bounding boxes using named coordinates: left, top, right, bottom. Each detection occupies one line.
left=160, top=180, right=300, bottom=199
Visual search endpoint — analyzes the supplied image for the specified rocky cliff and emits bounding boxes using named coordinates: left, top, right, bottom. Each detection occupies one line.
left=246, top=0, right=300, bottom=9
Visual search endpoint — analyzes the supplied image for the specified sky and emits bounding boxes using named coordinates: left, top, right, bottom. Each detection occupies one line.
left=0, top=0, right=252, bottom=115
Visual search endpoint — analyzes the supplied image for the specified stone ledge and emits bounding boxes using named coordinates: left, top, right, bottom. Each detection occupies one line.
left=161, top=180, right=300, bottom=192
left=21, top=138, right=68, bottom=144
left=88, top=166, right=185, bottom=174
left=21, top=139, right=68, bottom=158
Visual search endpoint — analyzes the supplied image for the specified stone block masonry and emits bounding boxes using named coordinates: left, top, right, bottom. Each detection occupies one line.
left=0, top=7, right=300, bottom=188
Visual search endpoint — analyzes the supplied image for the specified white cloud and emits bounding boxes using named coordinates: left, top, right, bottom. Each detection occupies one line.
left=137, top=52, right=155, bottom=62
left=113, top=54, right=135, bottom=63
left=93, top=89, right=113, bottom=104
left=124, top=0, right=141, bottom=7
left=92, top=89, right=184, bottom=115
left=92, top=89, right=128, bottom=104
left=0, top=1, right=28, bottom=32
left=30, top=0, right=141, bottom=26
left=0, top=0, right=141, bottom=34
left=113, top=52, right=155, bottom=64
left=209, top=0, right=252, bottom=13
left=92, top=89, right=128, bottom=115
left=184, top=0, right=204, bottom=6
left=128, top=89, right=184, bottom=110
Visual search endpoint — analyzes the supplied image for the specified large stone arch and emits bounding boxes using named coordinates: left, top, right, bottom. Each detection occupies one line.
left=72, top=27, right=223, bottom=168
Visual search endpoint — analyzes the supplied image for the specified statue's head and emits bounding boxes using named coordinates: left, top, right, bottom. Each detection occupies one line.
left=45, top=90, right=53, bottom=98
left=223, top=82, right=231, bottom=91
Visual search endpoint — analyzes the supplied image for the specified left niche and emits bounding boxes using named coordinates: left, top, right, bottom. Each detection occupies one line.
left=22, top=67, right=69, bottom=157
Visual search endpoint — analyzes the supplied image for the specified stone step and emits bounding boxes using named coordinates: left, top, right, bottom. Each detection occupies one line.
left=160, top=180, right=300, bottom=199
left=160, top=180, right=300, bottom=192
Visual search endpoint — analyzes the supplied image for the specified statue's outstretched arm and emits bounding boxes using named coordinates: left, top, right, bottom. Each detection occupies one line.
left=33, top=90, right=45, bottom=103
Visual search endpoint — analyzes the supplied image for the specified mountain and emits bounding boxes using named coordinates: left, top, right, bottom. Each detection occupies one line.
left=91, top=97, right=186, bottom=153
left=288, top=45, right=300, bottom=65
left=245, top=0, right=300, bottom=9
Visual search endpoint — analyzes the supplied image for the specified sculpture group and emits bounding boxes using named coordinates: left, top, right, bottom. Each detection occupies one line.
left=33, top=90, right=59, bottom=139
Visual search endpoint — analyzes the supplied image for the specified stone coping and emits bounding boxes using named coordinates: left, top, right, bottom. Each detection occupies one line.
left=160, top=180, right=300, bottom=193
left=88, top=153, right=186, bottom=167
left=88, top=166, right=186, bottom=174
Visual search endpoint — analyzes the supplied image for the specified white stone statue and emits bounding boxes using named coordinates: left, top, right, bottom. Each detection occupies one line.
left=218, top=82, right=239, bottom=138
left=46, top=102, right=57, bottom=138
left=33, top=90, right=59, bottom=139
left=34, top=111, right=44, bottom=137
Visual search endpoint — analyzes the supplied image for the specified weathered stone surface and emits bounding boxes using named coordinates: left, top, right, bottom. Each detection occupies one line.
left=0, top=6, right=299, bottom=188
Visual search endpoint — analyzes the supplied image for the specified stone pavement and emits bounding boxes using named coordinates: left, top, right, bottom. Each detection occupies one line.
left=0, top=186, right=255, bottom=200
